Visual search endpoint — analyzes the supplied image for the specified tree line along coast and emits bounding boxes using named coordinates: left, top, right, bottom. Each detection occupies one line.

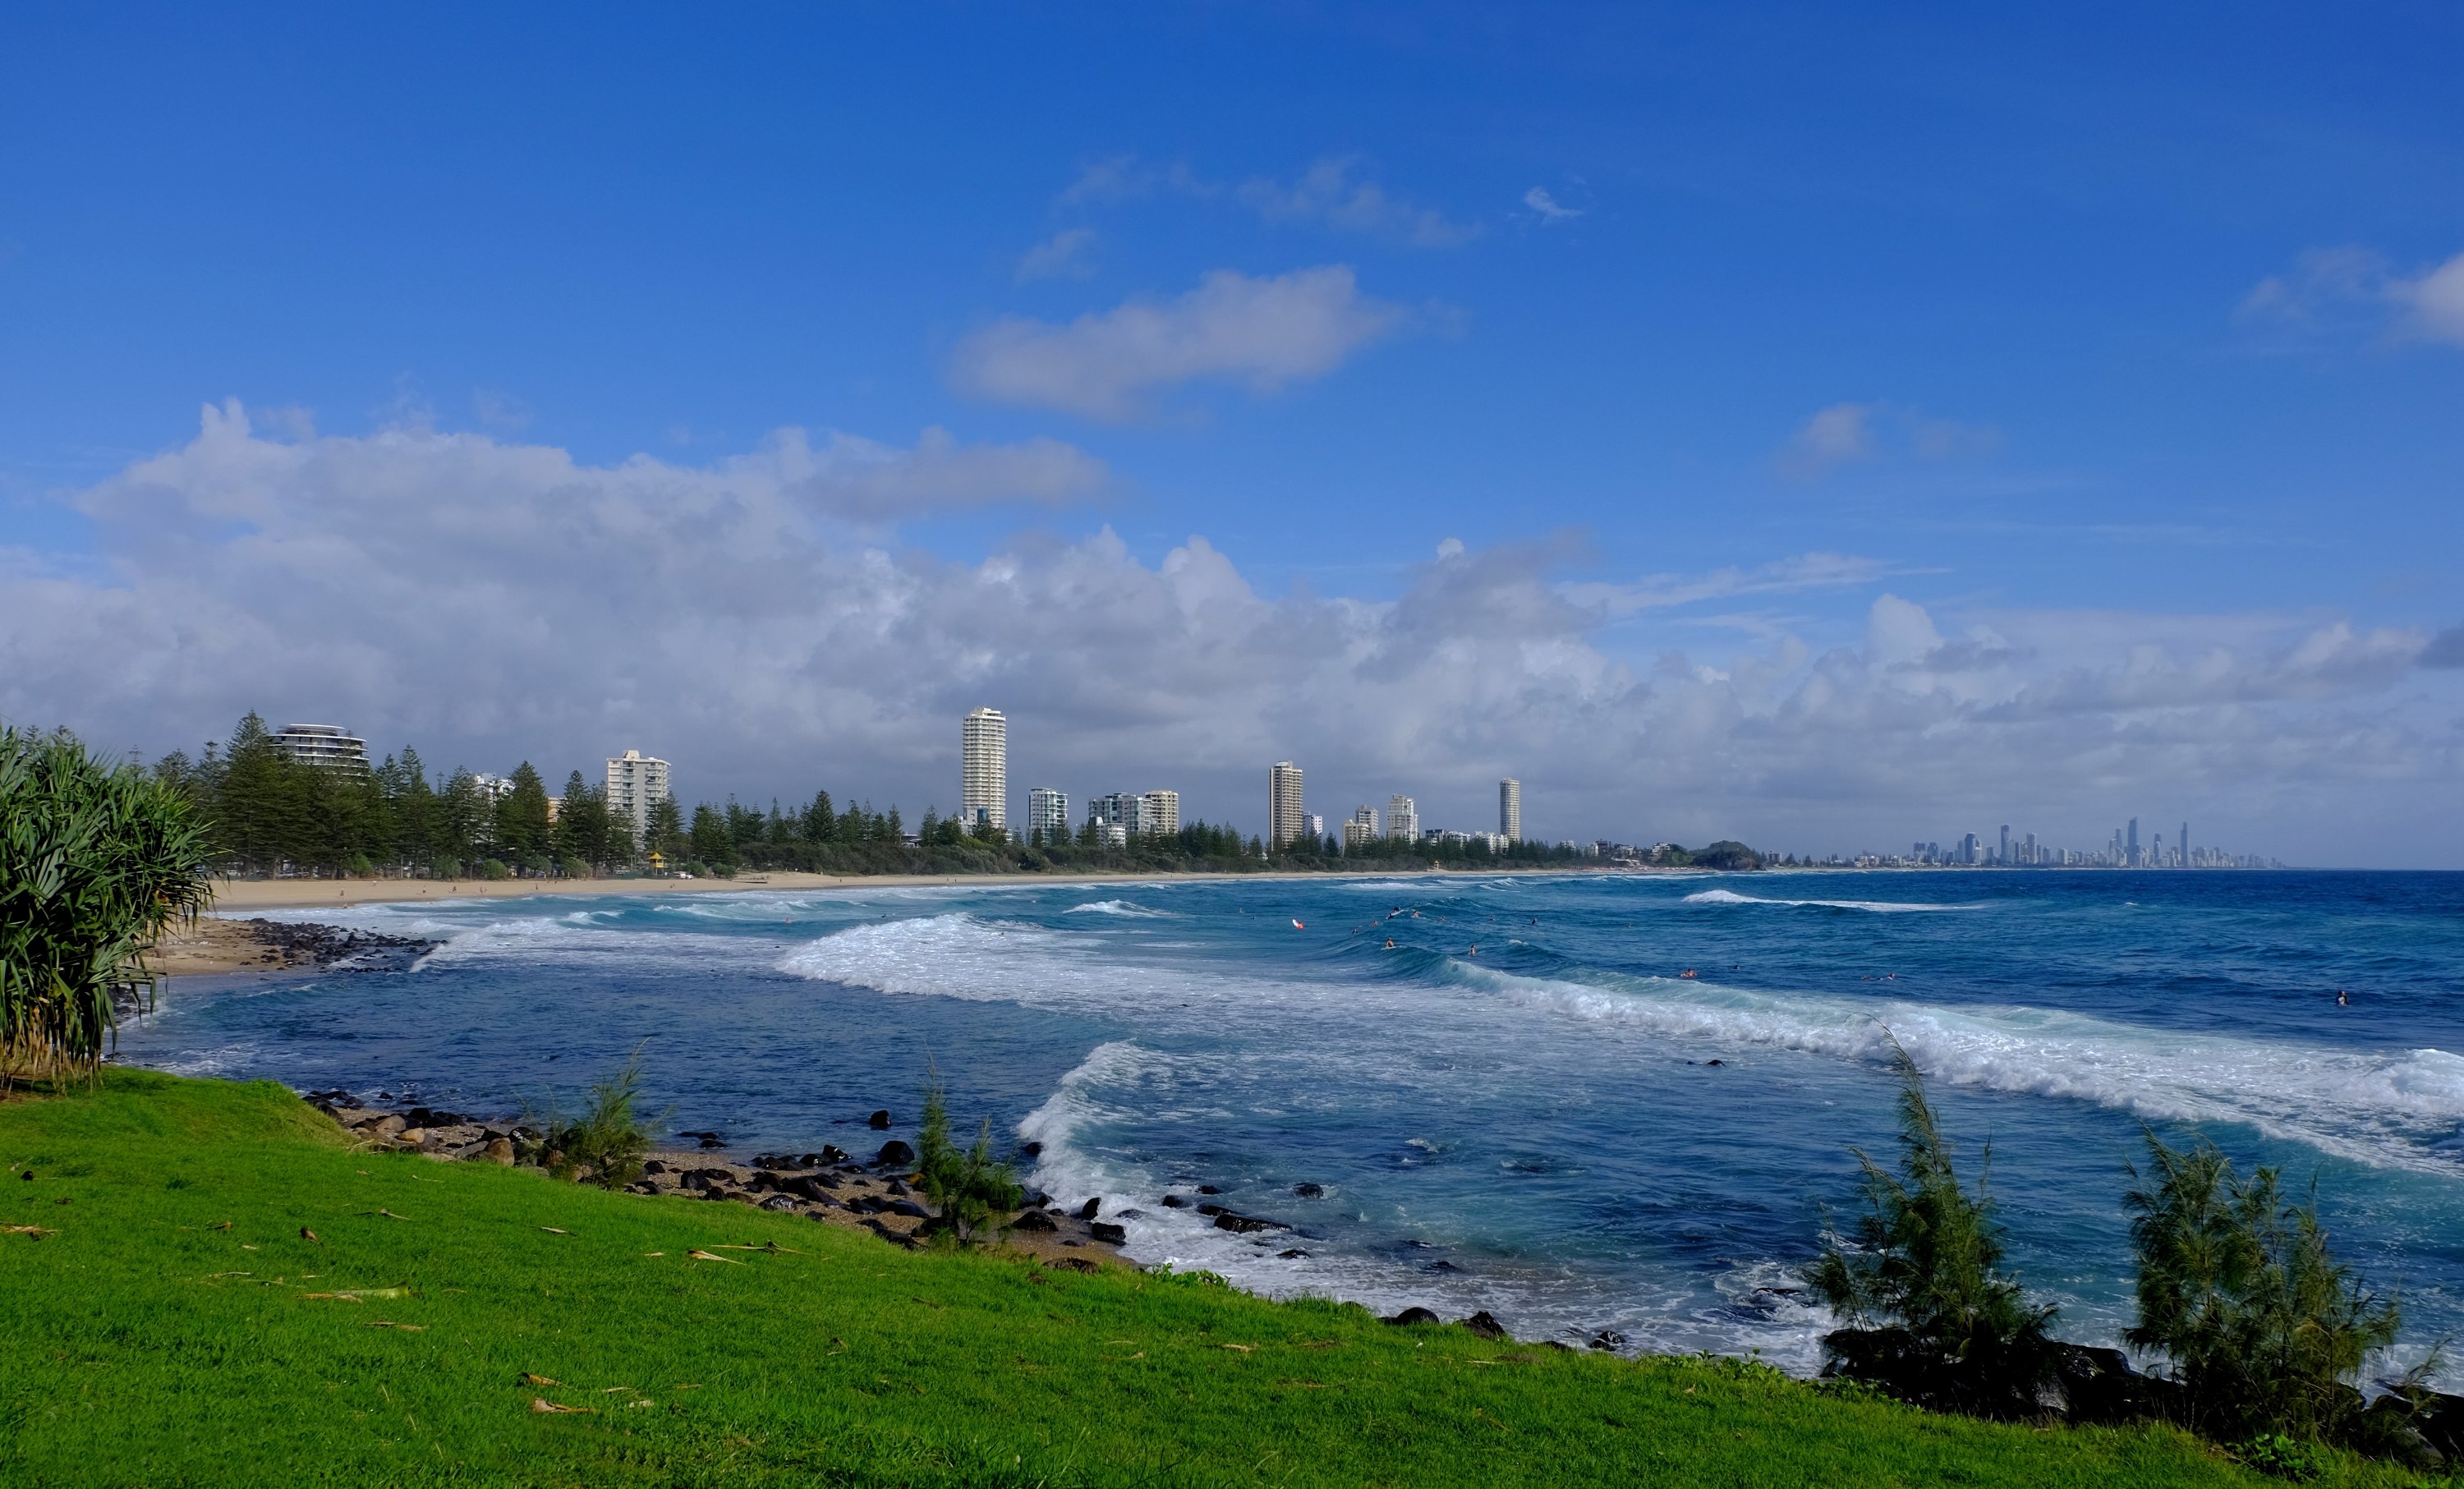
left=136, top=713, right=1745, bottom=881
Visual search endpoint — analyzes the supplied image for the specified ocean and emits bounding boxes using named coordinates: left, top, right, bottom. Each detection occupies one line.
left=118, top=870, right=2464, bottom=1381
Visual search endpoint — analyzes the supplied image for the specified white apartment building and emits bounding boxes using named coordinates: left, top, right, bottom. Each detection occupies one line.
left=1141, top=789, right=1180, bottom=837
left=1387, top=794, right=1418, bottom=842
left=1090, top=792, right=1140, bottom=843
left=1269, top=761, right=1306, bottom=848
left=962, top=707, right=1007, bottom=833
left=1499, top=777, right=1523, bottom=842
left=606, top=749, right=671, bottom=844
left=271, top=723, right=370, bottom=772
left=1342, top=805, right=1380, bottom=852
left=1027, top=787, right=1069, bottom=839
left=471, top=772, right=517, bottom=802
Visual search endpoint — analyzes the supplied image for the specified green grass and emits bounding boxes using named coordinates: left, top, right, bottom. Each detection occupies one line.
left=0, top=1073, right=2434, bottom=1488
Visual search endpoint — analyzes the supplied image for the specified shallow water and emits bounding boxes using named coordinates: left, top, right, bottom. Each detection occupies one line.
left=120, top=870, right=2464, bottom=1378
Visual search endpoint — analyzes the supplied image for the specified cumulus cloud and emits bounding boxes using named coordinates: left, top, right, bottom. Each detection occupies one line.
left=2241, top=246, right=2464, bottom=347
left=1777, top=403, right=1878, bottom=478
left=2, top=406, right=2457, bottom=864
left=949, top=266, right=1404, bottom=421
left=1015, top=227, right=1097, bottom=283
left=2422, top=623, right=2464, bottom=669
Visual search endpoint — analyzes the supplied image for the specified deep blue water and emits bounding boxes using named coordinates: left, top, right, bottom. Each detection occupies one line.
left=117, top=871, right=2464, bottom=1378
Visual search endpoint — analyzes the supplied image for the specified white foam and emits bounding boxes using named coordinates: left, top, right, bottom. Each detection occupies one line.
left=1683, top=889, right=1981, bottom=912
left=1064, top=899, right=1174, bottom=917
left=1454, top=961, right=2464, bottom=1176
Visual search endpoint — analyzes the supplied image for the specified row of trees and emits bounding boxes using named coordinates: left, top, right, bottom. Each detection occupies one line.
left=1810, top=1041, right=2439, bottom=1465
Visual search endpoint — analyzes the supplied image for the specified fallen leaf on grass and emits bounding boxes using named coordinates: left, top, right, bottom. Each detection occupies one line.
left=5, top=1225, right=55, bottom=1239
left=686, top=1250, right=742, bottom=1264
left=672, top=1384, right=700, bottom=1390
left=300, top=1287, right=411, bottom=1302
left=521, top=1373, right=558, bottom=1386
left=643, top=1251, right=664, bottom=1258
left=530, top=1399, right=594, bottom=1414
left=241, top=1243, right=259, bottom=1251
left=627, top=1400, right=655, bottom=1410
left=371, top=1209, right=409, bottom=1220
left=599, top=1386, right=633, bottom=1394
left=207, top=1271, right=251, bottom=1278
left=300, top=1228, right=319, bottom=1243
left=1218, top=1344, right=1257, bottom=1353
left=367, top=1321, right=428, bottom=1331
left=208, top=1220, right=232, bottom=1231
left=712, top=1242, right=798, bottom=1253
left=538, top=1227, right=572, bottom=1235
left=300, top=1293, right=365, bottom=1303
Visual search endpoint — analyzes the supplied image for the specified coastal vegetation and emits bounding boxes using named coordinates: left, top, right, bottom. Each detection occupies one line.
left=913, top=1073, right=1023, bottom=1246
left=1813, top=1045, right=2452, bottom=1471
left=0, top=1068, right=2420, bottom=1488
left=0, top=726, right=215, bottom=1083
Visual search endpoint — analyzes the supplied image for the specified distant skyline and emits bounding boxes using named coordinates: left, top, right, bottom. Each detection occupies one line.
left=2, top=7, right=2460, bottom=865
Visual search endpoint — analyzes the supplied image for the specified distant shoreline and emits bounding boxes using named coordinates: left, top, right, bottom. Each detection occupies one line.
left=205, top=863, right=1653, bottom=914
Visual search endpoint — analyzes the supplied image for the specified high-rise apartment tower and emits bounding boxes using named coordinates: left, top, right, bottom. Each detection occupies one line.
left=1027, top=788, right=1069, bottom=840
left=1499, top=778, right=1522, bottom=842
left=1269, top=762, right=1305, bottom=848
left=272, top=724, right=370, bottom=772
left=605, top=749, right=671, bottom=844
left=1141, top=790, right=1180, bottom=837
left=962, top=707, right=1007, bottom=833
left=1387, top=794, right=1418, bottom=842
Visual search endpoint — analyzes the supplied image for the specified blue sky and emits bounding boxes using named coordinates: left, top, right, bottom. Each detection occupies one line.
left=4, top=4, right=2461, bottom=863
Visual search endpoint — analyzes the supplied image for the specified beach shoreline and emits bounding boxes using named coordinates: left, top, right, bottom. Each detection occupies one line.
left=205, top=863, right=1648, bottom=913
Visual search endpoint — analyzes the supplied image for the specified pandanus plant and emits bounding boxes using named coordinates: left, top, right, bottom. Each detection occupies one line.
left=1, top=727, right=216, bottom=1084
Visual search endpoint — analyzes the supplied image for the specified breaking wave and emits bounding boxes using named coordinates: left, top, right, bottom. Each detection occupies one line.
left=1683, top=888, right=1982, bottom=913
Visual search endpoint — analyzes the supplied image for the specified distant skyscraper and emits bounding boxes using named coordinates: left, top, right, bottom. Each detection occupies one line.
left=605, top=749, right=671, bottom=844
left=2180, top=821, right=2190, bottom=868
left=1499, top=778, right=1522, bottom=842
left=962, top=707, right=1007, bottom=833
left=1342, top=805, right=1380, bottom=852
left=1387, top=794, right=1418, bottom=841
left=1269, top=761, right=1306, bottom=848
left=1141, top=789, right=1179, bottom=836
left=2127, top=816, right=2140, bottom=867
left=1089, top=792, right=1138, bottom=845
left=1998, top=825, right=2011, bottom=863
left=1961, top=831, right=1980, bottom=865
left=1027, top=788, right=1069, bottom=840
left=1304, top=812, right=1324, bottom=843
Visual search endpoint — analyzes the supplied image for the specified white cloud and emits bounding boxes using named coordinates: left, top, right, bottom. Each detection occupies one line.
left=1524, top=186, right=1583, bottom=222
left=2240, top=246, right=2464, bottom=347
left=1235, top=158, right=1478, bottom=247
left=1777, top=402, right=1997, bottom=480
left=949, top=267, right=1404, bottom=421
left=1055, top=154, right=1473, bottom=246
left=2, top=407, right=2457, bottom=865
left=1015, top=227, right=1097, bottom=283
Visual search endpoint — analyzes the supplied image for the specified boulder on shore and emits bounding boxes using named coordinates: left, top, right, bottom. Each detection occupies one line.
left=874, top=1139, right=916, bottom=1166
left=1382, top=1307, right=1441, bottom=1327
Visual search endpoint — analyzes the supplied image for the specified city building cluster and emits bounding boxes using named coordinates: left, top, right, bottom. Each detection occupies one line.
left=1801, top=816, right=2281, bottom=870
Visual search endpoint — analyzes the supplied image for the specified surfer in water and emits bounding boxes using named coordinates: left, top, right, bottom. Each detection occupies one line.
left=2337, top=989, right=2350, bottom=1006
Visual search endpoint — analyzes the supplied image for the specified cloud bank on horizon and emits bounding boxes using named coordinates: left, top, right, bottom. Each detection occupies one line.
left=3, top=402, right=2453, bottom=864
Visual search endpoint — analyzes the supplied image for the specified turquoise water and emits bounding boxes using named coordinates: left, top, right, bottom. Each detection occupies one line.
left=120, top=871, right=2464, bottom=1377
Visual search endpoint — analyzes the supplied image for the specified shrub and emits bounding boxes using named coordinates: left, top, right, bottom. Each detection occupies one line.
left=557, top=855, right=591, bottom=880
left=342, top=852, right=375, bottom=879
left=549, top=1046, right=652, bottom=1188
left=2124, top=1133, right=2399, bottom=1444
left=1806, top=1036, right=2057, bottom=1417
left=479, top=858, right=511, bottom=880
left=1, top=728, right=216, bottom=1083
left=915, top=1073, right=1021, bottom=1245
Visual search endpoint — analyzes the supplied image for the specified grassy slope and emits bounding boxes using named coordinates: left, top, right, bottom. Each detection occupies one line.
left=0, top=1073, right=2420, bottom=1489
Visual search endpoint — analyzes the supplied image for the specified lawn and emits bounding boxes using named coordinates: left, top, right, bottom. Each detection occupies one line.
left=0, top=1070, right=2425, bottom=1487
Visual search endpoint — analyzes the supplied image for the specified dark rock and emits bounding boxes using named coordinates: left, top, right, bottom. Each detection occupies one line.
left=2358, top=1395, right=2448, bottom=1472
left=1195, top=1203, right=1225, bottom=1217
left=868, top=1110, right=892, bottom=1129
left=1049, top=1257, right=1099, bottom=1273
left=2410, top=1390, right=2464, bottom=1462
left=480, top=1137, right=515, bottom=1166
left=1161, top=1194, right=1188, bottom=1208
left=1277, top=1248, right=1309, bottom=1259
left=1705, top=1059, right=1724, bottom=1067
left=885, top=1179, right=908, bottom=1196
left=1464, top=1311, right=1507, bottom=1340
left=1022, top=1190, right=1050, bottom=1209
left=1424, top=1260, right=1462, bottom=1273
left=751, top=1170, right=783, bottom=1191
left=1077, top=1197, right=1101, bottom=1220
left=1197, top=1184, right=1221, bottom=1195
left=1383, top=1307, right=1442, bottom=1327
left=1292, top=1183, right=1325, bottom=1198
left=1589, top=1330, right=1627, bottom=1351
left=1114, top=1208, right=1145, bottom=1220
left=1539, top=1340, right=1574, bottom=1353
left=1089, top=1221, right=1128, bottom=1244
left=1013, top=1209, right=1058, bottom=1232
left=1018, top=1141, right=1043, bottom=1158
left=760, top=1194, right=800, bottom=1212
left=642, top=1159, right=668, bottom=1175
left=677, top=1129, right=719, bottom=1141
left=875, top=1140, right=917, bottom=1166
left=1211, top=1211, right=1286, bottom=1234
left=820, top=1144, right=849, bottom=1165
left=887, top=1200, right=932, bottom=1220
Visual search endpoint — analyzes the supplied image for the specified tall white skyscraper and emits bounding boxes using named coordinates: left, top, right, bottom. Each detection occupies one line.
left=1270, top=761, right=1305, bottom=848
left=605, top=749, right=670, bottom=844
left=962, top=707, right=1007, bottom=833
left=1387, top=794, right=1418, bottom=841
left=1141, top=789, right=1180, bottom=836
left=1499, top=777, right=1522, bottom=842
left=1027, top=787, right=1069, bottom=839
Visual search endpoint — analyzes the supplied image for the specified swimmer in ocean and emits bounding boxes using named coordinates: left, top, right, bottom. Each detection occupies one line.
left=2337, top=989, right=2350, bottom=1006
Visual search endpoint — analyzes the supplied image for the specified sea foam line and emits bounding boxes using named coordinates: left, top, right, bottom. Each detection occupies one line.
left=1682, top=889, right=1982, bottom=912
